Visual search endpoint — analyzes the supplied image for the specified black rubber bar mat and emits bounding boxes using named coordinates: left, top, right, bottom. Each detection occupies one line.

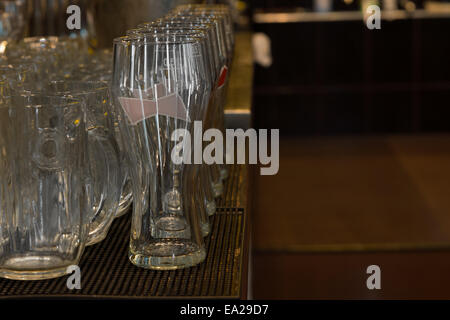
left=0, top=165, right=247, bottom=299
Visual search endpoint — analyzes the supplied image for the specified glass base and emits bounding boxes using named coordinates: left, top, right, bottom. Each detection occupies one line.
left=152, top=215, right=191, bottom=239
left=86, top=230, right=108, bottom=246
left=86, top=219, right=113, bottom=246
left=129, top=241, right=206, bottom=270
left=115, top=194, right=133, bottom=218
left=0, top=256, right=72, bottom=280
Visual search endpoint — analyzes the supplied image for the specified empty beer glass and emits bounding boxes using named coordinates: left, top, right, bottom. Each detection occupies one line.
left=127, top=25, right=222, bottom=205
left=113, top=119, right=133, bottom=218
left=45, top=81, right=122, bottom=245
left=112, top=34, right=210, bottom=269
left=171, top=4, right=234, bottom=59
left=0, top=93, right=89, bottom=280
left=143, top=17, right=227, bottom=195
left=124, top=28, right=217, bottom=224
left=161, top=14, right=231, bottom=183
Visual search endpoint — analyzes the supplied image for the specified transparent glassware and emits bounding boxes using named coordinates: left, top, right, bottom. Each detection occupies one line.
left=162, top=14, right=231, bottom=184
left=112, top=34, right=210, bottom=269
left=127, top=26, right=218, bottom=220
left=0, top=93, right=89, bottom=280
left=0, top=0, right=26, bottom=45
left=4, top=55, right=50, bottom=86
left=149, top=17, right=227, bottom=194
left=115, top=172, right=133, bottom=217
left=2, top=35, right=110, bottom=85
left=127, top=25, right=222, bottom=206
left=5, top=36, right=88, bottom=82
left=111, top=99, right=133, bottom=218
left=135, top=22, right=219, bottom=81
left=45, top=81, right=122, bottom=246
left=172, top=4, right=234, bottom=58
left=67, top=50, right=113, bottom=82
left=0, top=63, right=36, bottom=89
left=143, top=11, right=234, bottom=188
left=191, top=7, right=234, bottom=52
left=164, top=14, right=229, bottom=69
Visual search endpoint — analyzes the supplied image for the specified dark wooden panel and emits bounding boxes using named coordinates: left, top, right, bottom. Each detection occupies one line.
left=369, top=20, right=413, bottom=84
left=252, top=135, right=450, bottom=251
left=420, top=19, right=450, bottom=83
left=253, top=22, right=316, bottom=86
left=370, top=92, right=413, bottom=132
left=316, top=92, right=365, bottom=133
left=254, top=94, right=317, bottom=134
left=421, top=91, right=450, bottom=131
left=253, top=18, right=450, bottom=134
left=253, top=250, right=450, bottom=299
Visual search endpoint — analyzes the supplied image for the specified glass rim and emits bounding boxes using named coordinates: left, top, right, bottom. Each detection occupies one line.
left=175, top=3, right=229, bottom=7
left=170, top=12, right=227, bottom=19
left=127, top=28, right=207, bottom=38
left=145, top=20, right=214, bottom=30
left=173, top=4, right=230, bottom=13
left=47, top=80, right=110, bottom=96
left=130, top=25, right=208, bottom=32
left=114, top=34, right=202, bottom=45
left=113, top=35, right=142, bottom=43
left=164, top=14, right=220, bottom=23
left=21, top=35, right=79, bottom=45
left=177, top=9, right=230, bottom=16
left=12, top=93, right=82, bottom=108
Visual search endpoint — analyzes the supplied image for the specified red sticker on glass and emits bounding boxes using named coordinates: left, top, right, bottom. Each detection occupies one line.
left=216, top=65, right=228, bottom=89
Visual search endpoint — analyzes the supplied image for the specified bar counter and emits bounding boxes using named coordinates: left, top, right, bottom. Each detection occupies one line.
left=0, top=31, right=253, bottom=300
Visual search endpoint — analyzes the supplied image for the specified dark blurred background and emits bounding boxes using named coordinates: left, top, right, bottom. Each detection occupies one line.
left=252, top=0, right=450, bottom=135
left=248, top=0, right=450, bottom=299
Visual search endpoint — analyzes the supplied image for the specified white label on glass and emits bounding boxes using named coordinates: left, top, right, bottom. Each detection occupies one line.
left=118, top=84, right=189, bottom=125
